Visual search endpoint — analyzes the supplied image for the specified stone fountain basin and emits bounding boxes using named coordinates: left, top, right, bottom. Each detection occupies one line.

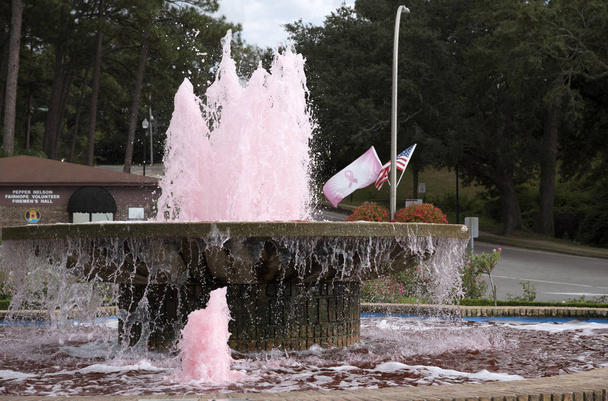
left=2, top=221, right=469, bottom=285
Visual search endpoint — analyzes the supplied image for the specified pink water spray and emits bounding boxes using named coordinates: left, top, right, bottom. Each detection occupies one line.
left=156, top=31, right=315, bottom=222
left=172, top=288, right=244, bottom=383
left=160, top=31, right=316, bottom=382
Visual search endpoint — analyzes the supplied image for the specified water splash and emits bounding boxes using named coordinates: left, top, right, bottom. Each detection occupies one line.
left=170, top=287, right=244, bottom=383
left=156, top=30, right=315, bottom=222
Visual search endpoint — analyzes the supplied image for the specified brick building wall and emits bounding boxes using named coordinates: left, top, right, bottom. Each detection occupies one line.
left=0, top=186, right=158, bottom=240
left=0, top=156, right=160, bottom=241
left=0, top=204, right=69, bottom=228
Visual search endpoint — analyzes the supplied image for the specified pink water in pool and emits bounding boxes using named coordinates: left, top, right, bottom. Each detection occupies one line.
left=1, top=316, right=607, bottom=396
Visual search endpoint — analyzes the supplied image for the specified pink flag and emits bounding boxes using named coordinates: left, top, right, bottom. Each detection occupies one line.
left=323, top=146, right=382, bottom=208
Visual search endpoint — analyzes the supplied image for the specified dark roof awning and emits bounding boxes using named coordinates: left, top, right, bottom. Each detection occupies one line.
left=67, top=186, right=117, bottom=213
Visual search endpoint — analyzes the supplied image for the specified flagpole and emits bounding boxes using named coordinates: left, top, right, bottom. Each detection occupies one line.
left=390, top=5, right=410, bottom=220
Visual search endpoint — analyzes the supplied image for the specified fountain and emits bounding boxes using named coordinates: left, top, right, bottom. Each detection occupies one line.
left=0, top=31, right=469, bottom=355
left=3, top=31, right=606, bottom=398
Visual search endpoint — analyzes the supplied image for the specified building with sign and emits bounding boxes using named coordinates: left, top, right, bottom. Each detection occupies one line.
left=0, top=156, right=159, bottom=237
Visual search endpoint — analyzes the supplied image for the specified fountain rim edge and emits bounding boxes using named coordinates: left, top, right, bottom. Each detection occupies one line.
left=1, top=221, right=469, bottom=241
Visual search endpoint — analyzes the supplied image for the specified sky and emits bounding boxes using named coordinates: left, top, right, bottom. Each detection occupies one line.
left=214, top=0, right=355, bottom=48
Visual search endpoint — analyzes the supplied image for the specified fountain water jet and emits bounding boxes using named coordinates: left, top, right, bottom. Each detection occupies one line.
left=172, top=287, right=243, bottom=383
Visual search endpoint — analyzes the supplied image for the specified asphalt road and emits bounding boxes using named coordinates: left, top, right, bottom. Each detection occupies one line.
left=474, top=242, right=608, bottom=303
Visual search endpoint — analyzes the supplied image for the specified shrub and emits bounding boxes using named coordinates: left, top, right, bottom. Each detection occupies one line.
left=361, top=267, right=434, bottom=303
left=424, top=193, right=486, bottom=220
left=361, top=276, right=406, bottom=302
left=0, top=275, right=14, bottom=301
left=461, top=254, right=488, bottom=299
left=466, top=248, right=502, bottom=305
left=507, top=281, right=537, bottom=302
left=578, top=209, right=608, bottom=248
left=346, top=201, right=390, bottom=222
left=393, top=203, right=448, bottom=224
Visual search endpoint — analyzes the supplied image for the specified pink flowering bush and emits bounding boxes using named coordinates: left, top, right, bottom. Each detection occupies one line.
left=346, top=201, right=390, bottom=222
left=461, top=256, right=487, bottom=299
left=0, top=285, right=13, bottom=301
left=361, top=276, right=406, bottom=302
left=0, top=273, right=14, bottom=301
left=361, top=268, right=433, bottom=302
left=393, top=203, right=448, bottom=224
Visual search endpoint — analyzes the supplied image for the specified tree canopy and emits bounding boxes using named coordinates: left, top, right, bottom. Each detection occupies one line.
left=2, top=0, right=608, bottom=245
left=0, top=0, right=260, bottom=166
left=286, top=0, right=608, bottom=242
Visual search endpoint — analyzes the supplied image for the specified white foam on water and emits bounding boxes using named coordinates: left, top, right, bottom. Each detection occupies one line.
left=504, top=321, right=608, bottom=334
left=373, top=362, right=524, bottom=382
left=70, top=360, right=168, bottom=375
left=0, top=370, right=37, bottom=381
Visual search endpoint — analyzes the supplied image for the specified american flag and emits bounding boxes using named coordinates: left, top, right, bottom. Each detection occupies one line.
left=375, top=144, right=417, bottom=190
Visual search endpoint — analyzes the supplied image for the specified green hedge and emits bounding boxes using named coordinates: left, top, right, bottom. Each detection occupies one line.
left=0, top=300, right=10, bottom=310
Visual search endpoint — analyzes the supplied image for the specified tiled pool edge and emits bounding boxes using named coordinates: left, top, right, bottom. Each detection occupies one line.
left=361, top=302, right=608, bottom=319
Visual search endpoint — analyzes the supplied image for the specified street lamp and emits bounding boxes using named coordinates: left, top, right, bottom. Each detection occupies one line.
left=141, top=118, right=149, bottom=176
left=390, top=5, right=410, bottom=220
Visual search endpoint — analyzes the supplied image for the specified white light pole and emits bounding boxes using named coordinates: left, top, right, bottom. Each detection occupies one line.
left=390, top=5, right=410, bottom=220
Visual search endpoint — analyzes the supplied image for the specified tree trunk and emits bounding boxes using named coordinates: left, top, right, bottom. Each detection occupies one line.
left=2, top=0, right=24, bottom=156
left=70, top=68, right=90, bottom=163
left=538, top=77, right=562, bottom=237
left=124, top=30, right=150, bottom=173
left=44, top=43, right=67, bottom=159
left=26, top=92, right=32, bottom=149
left=48, top=72, right=74, bottom=158
left=86, top=0, right=104, bottom=166
left=0, top=42, right=9, bottom=126
left=495, top=172, right=523, bottom=235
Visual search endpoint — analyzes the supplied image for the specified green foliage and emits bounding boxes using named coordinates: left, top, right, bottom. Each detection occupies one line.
left=507, top=281, right=537, bottom=302
left=565, top=294, right=608, bottom=304
left=0, top=272, right=14, bottom=301
left=461, top=256, right=488, bottom=300
left=291, top=0, right=608, bottom=237
left=361, top=276, right=406, bottom=303
left=578, top=210, right=608, bottom=248
left=1, top=0, right=259, bottom=164
left=345, top=202, right=390, bottom=222
left=393, top=203, right=448, bottom=224
left=465, top=248, right=502, bottom=305
left=0, top=285, right=13, bottom=301
left=425, top=193, right=486, bottom=220
left=361, top=268, right=433, bottom=303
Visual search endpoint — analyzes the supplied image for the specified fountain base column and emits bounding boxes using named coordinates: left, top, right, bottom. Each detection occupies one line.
left=118, top=283, right=210, bottom=351
left=117, top=281, right=361, bottom=353
left=226, top=281, right=361, bottom=352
